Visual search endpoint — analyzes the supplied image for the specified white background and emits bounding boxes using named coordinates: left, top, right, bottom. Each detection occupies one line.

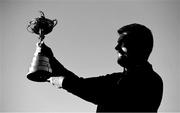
left=0, top=0, right=180, bottom=112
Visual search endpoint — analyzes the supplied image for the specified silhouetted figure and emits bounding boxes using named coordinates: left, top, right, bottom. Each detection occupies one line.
left=41, top=23, right=163, bottom=112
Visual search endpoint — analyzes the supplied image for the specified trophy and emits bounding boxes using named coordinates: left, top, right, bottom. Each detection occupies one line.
left=27, top=11, right=57, bottom=82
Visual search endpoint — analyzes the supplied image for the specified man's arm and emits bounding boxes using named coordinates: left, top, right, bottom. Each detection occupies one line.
left=50, top=70, right=121, bottom=105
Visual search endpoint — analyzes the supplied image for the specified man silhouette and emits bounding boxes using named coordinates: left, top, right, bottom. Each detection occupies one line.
left=41, top=23, right=163, bottom=112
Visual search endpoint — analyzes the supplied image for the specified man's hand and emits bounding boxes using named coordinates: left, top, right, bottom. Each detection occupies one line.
left=47, top=76, right=64, bottom=88
left=40, top=42, right=66, bottom=76
left=39, top=42, right=54, bottom=59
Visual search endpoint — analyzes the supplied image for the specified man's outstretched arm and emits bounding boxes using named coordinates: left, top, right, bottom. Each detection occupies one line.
left=48, top=63, right=118, bottom=105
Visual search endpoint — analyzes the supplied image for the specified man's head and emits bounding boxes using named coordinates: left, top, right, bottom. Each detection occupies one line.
left=115, top=23, right=153, bottom=68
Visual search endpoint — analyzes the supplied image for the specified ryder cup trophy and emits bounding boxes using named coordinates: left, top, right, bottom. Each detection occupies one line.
left=27, top=11, right=57, bottom=82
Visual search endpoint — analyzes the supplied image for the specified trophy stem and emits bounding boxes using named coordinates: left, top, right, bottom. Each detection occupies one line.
left=38, top=29, right=45, bottom=45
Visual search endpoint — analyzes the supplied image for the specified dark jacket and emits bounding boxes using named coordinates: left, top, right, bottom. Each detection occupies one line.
left=62, top=62, right=163, bottom=112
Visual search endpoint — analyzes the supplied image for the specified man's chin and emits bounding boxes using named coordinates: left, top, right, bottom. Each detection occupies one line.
left=117, top=59, right=125, bottom=67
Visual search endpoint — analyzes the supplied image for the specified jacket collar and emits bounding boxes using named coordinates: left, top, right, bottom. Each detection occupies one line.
left=123, top=61, right=153, bottom=75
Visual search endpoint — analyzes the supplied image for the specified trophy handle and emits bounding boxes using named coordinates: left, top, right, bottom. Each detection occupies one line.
left=27, top=20, right=35, bottom=33
left=53, top=19, right=58, bottom=27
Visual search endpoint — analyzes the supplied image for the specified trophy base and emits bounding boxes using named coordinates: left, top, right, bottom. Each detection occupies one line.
left=27, top=70, right=52, bottom=82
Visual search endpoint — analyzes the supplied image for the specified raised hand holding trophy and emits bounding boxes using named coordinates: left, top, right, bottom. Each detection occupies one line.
left=27, top=11, right=58, bottom=82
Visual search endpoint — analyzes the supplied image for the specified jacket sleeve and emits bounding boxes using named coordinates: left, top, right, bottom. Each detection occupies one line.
left=62, top=71, right=121, bottom=105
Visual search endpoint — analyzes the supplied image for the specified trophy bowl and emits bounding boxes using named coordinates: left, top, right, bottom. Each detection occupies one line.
left=27, top=11, right=57, bottom=38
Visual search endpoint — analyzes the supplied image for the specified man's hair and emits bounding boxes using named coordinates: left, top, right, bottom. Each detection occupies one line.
left=118, top=23, right=154, bottom=60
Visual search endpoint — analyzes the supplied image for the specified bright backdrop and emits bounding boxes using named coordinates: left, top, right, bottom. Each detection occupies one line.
left=0, top=0, right=180, bottom=112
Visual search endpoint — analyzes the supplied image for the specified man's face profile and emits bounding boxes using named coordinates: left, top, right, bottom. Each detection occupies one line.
left=115, top=32, right=129, bottom=68
left=115, top=24, right=154, bottom=68
left=115, top=31, right=141, bottom=68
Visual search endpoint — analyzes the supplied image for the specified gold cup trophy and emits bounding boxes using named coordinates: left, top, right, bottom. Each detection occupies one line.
left=27, top=11, right=57, bottom=82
